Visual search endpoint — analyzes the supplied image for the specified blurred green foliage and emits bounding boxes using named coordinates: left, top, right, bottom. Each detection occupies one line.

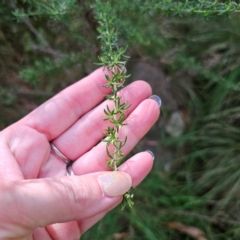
left=2, top=0, right=240, bottom=239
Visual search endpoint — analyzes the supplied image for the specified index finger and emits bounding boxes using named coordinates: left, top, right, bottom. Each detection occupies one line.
left=14, top=68, right=112, bottom=140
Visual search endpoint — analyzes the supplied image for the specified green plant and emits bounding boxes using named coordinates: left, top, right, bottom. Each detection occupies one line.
left=92, top=0, right=240, bottom=211
left=94, top=1, right=134, bottom=209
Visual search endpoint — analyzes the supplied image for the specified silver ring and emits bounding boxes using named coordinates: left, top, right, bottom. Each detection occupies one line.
left=66, top=163, right=75, bottom=176
left=50, top=143, right=75, bottom=176
left=50, top=142, right=71, bottom=164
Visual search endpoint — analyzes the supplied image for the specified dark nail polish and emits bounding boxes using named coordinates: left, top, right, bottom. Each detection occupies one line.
left=150, top=95, right=162, bottom=107
left=145, top=150, right=155, bottom=160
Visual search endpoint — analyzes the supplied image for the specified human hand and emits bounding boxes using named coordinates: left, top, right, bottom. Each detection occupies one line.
left=0, top=68, right=160, bottom=240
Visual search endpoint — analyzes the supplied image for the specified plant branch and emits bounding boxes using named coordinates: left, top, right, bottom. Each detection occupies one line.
left=95, top=0, right=133, bottom=209
left=16, top=11, right=74, bottom=80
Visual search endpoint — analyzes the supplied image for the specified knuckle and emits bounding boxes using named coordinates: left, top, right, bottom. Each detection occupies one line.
left=65, top=178, right=92, bottom=212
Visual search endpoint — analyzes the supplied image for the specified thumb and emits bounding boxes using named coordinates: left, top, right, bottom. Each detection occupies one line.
left=0, top=171, right=131, bottom=237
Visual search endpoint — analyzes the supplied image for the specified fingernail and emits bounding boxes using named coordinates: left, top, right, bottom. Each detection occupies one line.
left=150, top=95, right=162, bottom=107
left=145, top=150, right=155, bottom=160
left=97, top=172, right=132, bottom=197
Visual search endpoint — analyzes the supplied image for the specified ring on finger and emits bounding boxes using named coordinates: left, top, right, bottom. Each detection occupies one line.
left=50, top=142, right=71, bottom=164
left=50, top=142, right=75, bottom=176
left=66, top=163, right=75, bottom=176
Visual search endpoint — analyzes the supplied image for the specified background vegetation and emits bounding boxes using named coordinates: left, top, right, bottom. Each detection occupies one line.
left=1, top=0, right=240, bottom=239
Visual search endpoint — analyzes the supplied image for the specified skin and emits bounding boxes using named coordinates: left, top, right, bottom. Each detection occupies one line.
left=0, top=67, right=160, bottom=240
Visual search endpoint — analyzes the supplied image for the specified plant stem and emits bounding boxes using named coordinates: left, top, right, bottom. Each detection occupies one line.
left=94, top=0, right=132, bottom=208
left=113, top=81, right=118, bottom=171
